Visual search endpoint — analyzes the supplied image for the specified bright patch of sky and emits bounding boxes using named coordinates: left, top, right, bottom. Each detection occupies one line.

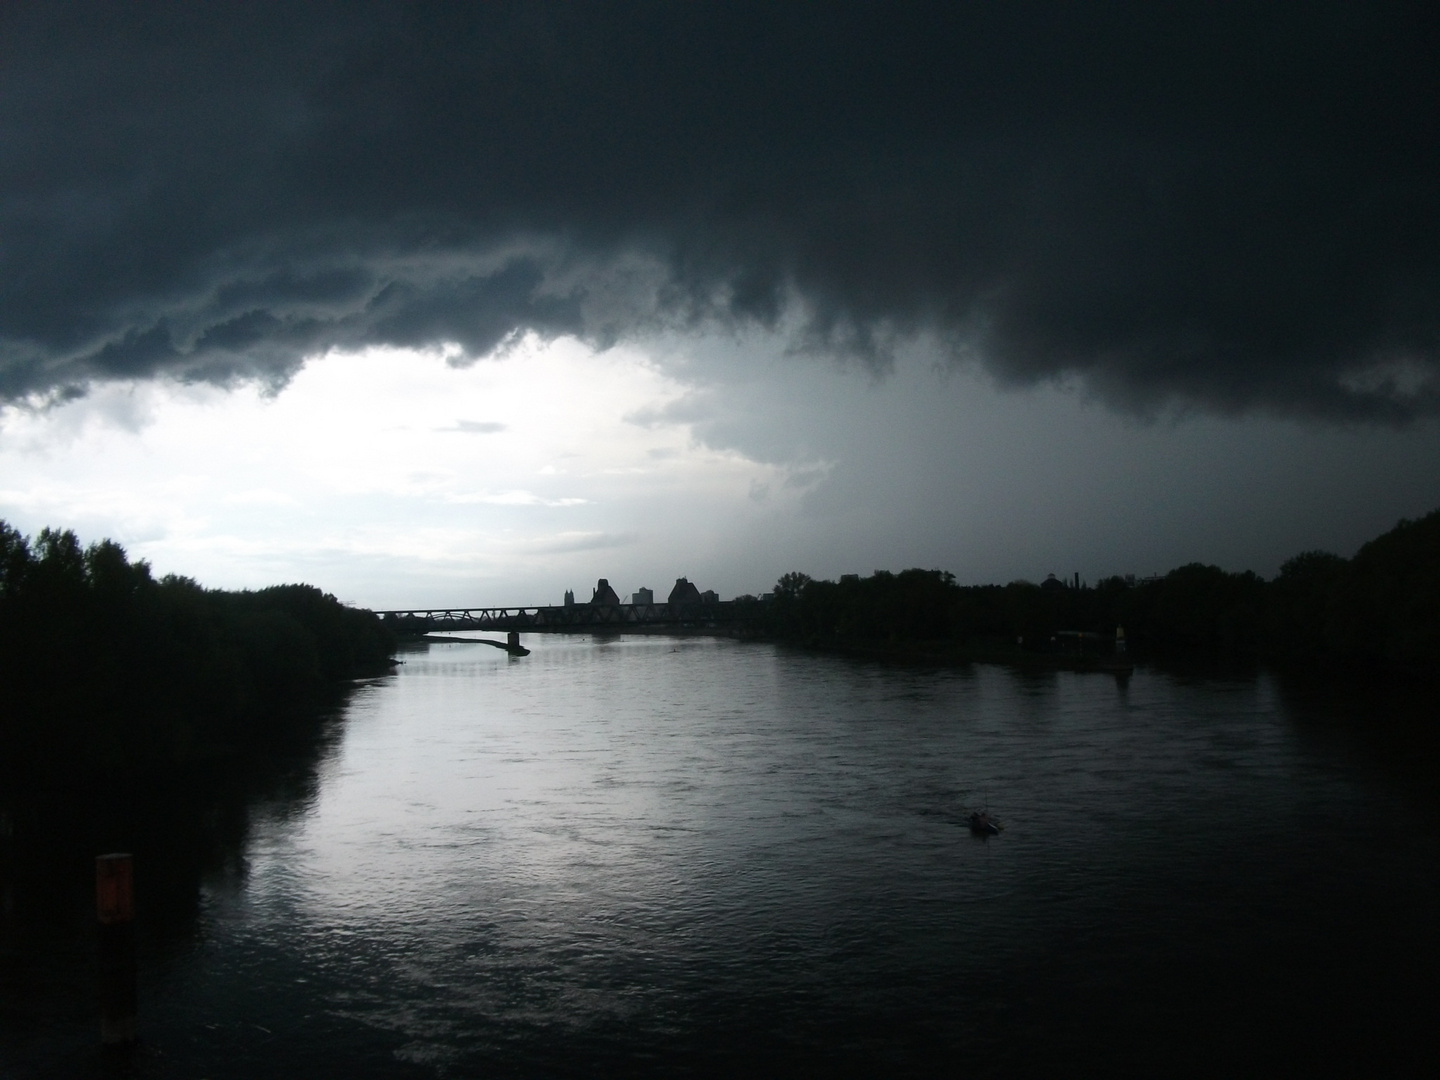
left=3, top=333, right=1440, bottom=609
left=0, top=337, right=807, bottom=607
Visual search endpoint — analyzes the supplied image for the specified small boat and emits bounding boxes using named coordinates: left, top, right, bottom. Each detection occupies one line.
left=967, top=811, right=1001, bottom=836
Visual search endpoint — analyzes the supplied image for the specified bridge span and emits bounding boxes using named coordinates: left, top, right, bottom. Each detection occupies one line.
left=377, top=599, right=762, bottom=634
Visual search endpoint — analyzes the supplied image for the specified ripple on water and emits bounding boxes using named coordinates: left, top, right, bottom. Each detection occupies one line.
left=45, top=636, right=1440, bottom=1078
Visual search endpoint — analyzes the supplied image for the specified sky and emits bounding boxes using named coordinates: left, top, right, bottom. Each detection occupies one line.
left=2, top=2, right=1438, bottom=608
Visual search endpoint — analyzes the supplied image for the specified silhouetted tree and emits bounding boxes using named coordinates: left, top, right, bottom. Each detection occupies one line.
left=0, top=522, right=395, bottom=781
left=761, top=507, right=1440, bottom=676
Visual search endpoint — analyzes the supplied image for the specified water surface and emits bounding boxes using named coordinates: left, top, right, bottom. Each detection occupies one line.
left=14, top=635, right=1440, bottom=1076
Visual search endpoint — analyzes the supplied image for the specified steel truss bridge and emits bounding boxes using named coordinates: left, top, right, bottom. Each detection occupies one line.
left=376, top=600, right=759, bottom=634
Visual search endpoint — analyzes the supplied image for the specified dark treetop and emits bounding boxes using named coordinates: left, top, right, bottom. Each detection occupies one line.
left=763, top=508, right=1440, bottom=678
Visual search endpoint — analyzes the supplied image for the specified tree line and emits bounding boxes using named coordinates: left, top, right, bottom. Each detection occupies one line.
left=0, top=522, right=395, bottom=783
left=760, top=508, right=1440, bottom=677
left=0, top=522, right=397, bottom=928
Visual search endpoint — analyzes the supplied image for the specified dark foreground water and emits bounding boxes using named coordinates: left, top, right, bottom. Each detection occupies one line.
left=7, top=635, right=1440, bottom=1077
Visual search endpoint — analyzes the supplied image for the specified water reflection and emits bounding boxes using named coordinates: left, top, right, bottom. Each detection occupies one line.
left=7, top=637, right=1440, bottom=1077
left=1, top=693, right=355, bottom=1075
left=1270, top=668, right=1440, bottom=823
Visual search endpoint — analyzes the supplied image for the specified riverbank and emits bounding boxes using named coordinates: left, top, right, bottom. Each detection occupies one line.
left=0, top=521, right=398, bottom=936
left=758, top=508, right=1440, bottom=679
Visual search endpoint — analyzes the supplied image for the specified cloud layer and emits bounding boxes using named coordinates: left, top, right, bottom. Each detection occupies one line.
left=3, top=2, right=1437, bottom=418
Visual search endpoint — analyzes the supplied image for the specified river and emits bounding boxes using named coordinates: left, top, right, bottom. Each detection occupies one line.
left=9, top=634, right=1440, bottom=1077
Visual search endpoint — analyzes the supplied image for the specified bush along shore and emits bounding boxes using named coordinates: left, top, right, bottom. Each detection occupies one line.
left=760, top=508, right=1440, bottom=680
left=0, top=523, right=396, bottom=922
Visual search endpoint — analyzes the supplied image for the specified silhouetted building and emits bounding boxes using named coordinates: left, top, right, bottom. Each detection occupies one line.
left=1040, top=573, right=1065, bottom=593
left=669, top=577, right=702, bottom=607
left=563, top=589, right=575, bottom=607
left=700, top=589, right=718, bottom=604
left=591, top=578, right=620, bottom=606
left=632, top=586, right=654, bottom=606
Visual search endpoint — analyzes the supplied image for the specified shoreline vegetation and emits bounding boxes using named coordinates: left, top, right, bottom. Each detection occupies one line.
left=0, top=522, right=396, bottom=931
left=0, top=522, right=396, bottom=777
left=758, top=508, right=1440, bottom=682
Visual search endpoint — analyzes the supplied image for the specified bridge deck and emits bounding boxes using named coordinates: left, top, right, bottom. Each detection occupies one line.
left=378, top=601, right=758, bottom=632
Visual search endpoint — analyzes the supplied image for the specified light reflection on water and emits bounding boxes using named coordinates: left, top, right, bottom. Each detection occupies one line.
left=48, top=636, right=1440, bottom=1075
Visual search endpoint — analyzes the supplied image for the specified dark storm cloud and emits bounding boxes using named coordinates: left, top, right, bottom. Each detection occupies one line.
left=2, top=2, right=1437, bottom=418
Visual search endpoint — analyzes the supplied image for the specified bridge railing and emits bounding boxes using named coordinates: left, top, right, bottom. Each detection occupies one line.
left=376, top=600, right=762, bottom=632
